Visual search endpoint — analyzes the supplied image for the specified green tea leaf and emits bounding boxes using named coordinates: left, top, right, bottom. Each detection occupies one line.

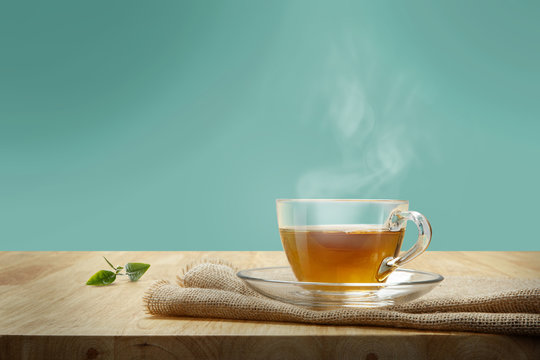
left=86, top=270, right=116, bottom=286
left=103, top=257, right=116, bottom=271
left=115, top=265, right=123, bottom=274
left=125, top=262, right=150, bottom=281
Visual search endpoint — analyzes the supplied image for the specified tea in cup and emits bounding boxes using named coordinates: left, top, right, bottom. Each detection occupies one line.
left=276, top=199, right=431, bottom=283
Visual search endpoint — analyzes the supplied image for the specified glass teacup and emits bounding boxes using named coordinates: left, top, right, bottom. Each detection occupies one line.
left=277, top=199, right=432, bottom=284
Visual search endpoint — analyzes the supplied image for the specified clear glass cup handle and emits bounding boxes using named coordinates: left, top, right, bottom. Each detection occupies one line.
left=377, top=210, right=432, bottom=281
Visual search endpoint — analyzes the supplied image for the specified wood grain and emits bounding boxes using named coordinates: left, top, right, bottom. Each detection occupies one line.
left=0, top=251, right=539, bottom=359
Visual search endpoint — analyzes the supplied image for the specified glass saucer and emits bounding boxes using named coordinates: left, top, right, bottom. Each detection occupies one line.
left=237, top=267, right=443, bottom=308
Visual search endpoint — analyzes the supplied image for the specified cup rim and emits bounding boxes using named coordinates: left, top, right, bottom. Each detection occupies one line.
left=276, top=198, right=408, bottom=204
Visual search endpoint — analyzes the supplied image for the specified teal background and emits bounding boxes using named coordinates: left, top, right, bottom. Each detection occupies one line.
left=1, top=0, right=538, bottom=250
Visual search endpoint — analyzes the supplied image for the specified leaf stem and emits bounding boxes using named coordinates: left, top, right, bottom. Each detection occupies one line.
left=103, top=256, right=116, bottom=271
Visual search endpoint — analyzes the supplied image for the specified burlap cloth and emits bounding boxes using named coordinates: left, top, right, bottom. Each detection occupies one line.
left=143, top=260, right=540, bottom=336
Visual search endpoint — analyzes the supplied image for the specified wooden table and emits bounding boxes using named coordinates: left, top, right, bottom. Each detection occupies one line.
left=0, top=251, right=538, bottom=359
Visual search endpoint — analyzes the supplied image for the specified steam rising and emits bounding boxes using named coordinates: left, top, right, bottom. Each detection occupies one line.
left=297, top=40, right=422, bottom=198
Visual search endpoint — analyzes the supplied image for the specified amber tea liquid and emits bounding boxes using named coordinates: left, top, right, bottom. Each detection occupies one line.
left=280, top=225, right=405, bottom=283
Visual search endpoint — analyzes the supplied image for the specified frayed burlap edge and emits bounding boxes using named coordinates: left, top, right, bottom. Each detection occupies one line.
left=177, top=258, right=237, bottom=287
